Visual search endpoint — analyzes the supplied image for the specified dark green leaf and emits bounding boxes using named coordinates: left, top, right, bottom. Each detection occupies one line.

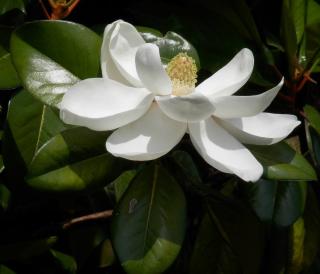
left=2, top=90, right=66, bottom=179
left=111, top=170, right=137, bottom=202
left=50, top=249, right=77, bottom=274
left=0, top=0, right=25, bottom=15
left=142, top=30, right=200, bottom=69
left=0, top=236, right=57, bottom=262
left=10, top=20, right=101, bottom=106
left=27, top=127, right=124, bottom=192
left=242, top=179, right=307, bottom=226
left=304, top=105, right=320, bottom=135
left=67, top=224, right=107, bottom=269
left=0, top=45, right=20, bottom=90
left=308, top=127, right=320, bottom=167
left=111, top=164, right=186, bottom=274
left=190, top=195, right=264, bottom=274
left=248, top=142, right=317, bottom=181
left=0, top=265, right=15, bottom=274
left=281, top=0, right=298, bottom=78
left=0, top=184, right=10, bottom=211
left=289, top=0, right=307, bottom=45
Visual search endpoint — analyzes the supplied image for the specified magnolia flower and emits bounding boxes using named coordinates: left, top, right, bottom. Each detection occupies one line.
left=60, top=20, right=300, bottom=182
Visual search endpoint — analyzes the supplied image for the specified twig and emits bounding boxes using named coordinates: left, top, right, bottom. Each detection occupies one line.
left=63, top=210, right=113, bottom=229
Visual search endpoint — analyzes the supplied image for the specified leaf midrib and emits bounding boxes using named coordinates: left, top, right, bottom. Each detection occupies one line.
left=143, top=165, right=159, bottom=255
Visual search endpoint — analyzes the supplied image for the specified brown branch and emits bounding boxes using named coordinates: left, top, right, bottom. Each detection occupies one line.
left=63, top=210, right=113, bottom=229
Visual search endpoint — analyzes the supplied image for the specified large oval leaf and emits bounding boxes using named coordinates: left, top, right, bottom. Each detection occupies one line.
left=2, top=90, right=66, bottom=179
left=0, top=0, right=25, bottom=15
left=26, top=127, right=124, bottom=192
left=111, top=164, right=186, bottom=274
left=248, top=142, right=317, bottom=181
left=10, top=20, right=101, bottom=106
left=241, top=179, right=307, bottom=226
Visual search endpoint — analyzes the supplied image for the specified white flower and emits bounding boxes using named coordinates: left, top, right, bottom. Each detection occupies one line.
left=59, top=20, right=300, bottom=182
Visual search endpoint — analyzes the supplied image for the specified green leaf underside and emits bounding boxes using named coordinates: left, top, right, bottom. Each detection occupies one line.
left=111, top=164, right=186, bottom=274
left=3, top=90, right=66, bottom=170
left=0, top=45, right=20, bottom=89
left=243, top=179, right=307, bottom=226
left=10, top=20, right=101, bottom=106
left=248, top=142, right=317, bottom=180
left=27, top=127, right=123, bottom=192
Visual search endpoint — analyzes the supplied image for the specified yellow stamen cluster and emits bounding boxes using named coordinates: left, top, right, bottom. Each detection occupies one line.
left=166, top=53, right=198, bottom=96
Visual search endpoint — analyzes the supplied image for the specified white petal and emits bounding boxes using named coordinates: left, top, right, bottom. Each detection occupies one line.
left=189, top=118, right=263, bottom=182
left=60, top=78, right=153, bottom=131
left=156, top=92, right=215, bottom=122
left=101, top=20, right=131, bottom=85
left=197, top=48, right=254, bottom=98
left=217, top=113, right=301, bottom=145
left=135, top=43, right=172, bottom=95
left=109, top=21, right=146, bottom=87
left=106, top=103, right=187, bottom=160
left=211, top=78, right=283, bottom=119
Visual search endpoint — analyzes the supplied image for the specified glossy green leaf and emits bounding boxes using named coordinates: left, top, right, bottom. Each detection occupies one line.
left=26, top=127, right=124, bottom=192
left=0, top=45, right=20, bottom=90
left=190, top=196, right=264, bottom=274
left=281, top=0, right=298, bottom=78
left=0, top=236, right=57, bottom=262
left=248, top=142, right=317, bottom=181
left=0, top=265, right=15, bottom=274
left=111, top=164, right=186, bottom=274
left=289, top=0, right=307, bottom=45
left=242, top=179, right=307, bottom=226
left=2, top=90, right=66, bottom=179
left=141, top=30, right=200, bottom=69
left=50, top=249, right=77, bottom=274
left=0, top=0, right=25, bottom=15
left=0, top=184, right=10, bottom=211
left=10, top=20, right=101, bottom=106
left=305, top=0, right=320, bottom=72
left=304, top=105, right=320, bottom=135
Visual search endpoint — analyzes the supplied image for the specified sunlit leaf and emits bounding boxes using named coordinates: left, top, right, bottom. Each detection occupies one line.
left=10, top=20, right=101, bottom=106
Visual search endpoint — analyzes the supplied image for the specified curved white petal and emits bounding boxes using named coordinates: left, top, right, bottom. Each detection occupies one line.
left=60, top=78, right=153, bottom=131
left=106, top=103, right=187, bottom=160
left=101, top=20, right=131, bottom=85
left=211, top=78, right=283, bottom=119
left=108, top=21, right=146, bottom=87
left=188, top=118, right=263, bottom=182
left=196, top=48, right=254, bottom=98
left=156, top=92, right=215, bottom=122
left=135, top=43, right=172, bottom=95
left=217, top=113, right=301, bottom=145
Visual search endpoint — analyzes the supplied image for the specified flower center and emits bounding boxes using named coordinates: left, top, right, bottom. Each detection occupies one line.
left=166, top=53, right=198, bottom=96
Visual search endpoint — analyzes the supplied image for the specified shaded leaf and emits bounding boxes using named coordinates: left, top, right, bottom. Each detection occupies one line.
left=0, top=0, right=25, bottom=15
left=50, top=249, right=77, bottom=274
left=304, top=104, right=320, bottom=135
left=111, top=164, right=186, bottom=274
left=27, top=127, right=124, bottom=192
left=10, top=20, right=101, bottom=106
left=248, top=142, right=317, bottom=181
left=0, top=184, right=10, bottom=211
left=0, top=236, right=57, bottom=262
left=242, top=179, right=307, bottom=226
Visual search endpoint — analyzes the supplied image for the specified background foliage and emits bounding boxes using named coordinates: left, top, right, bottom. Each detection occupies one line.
left=0, top=0, right=320, bottom=273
